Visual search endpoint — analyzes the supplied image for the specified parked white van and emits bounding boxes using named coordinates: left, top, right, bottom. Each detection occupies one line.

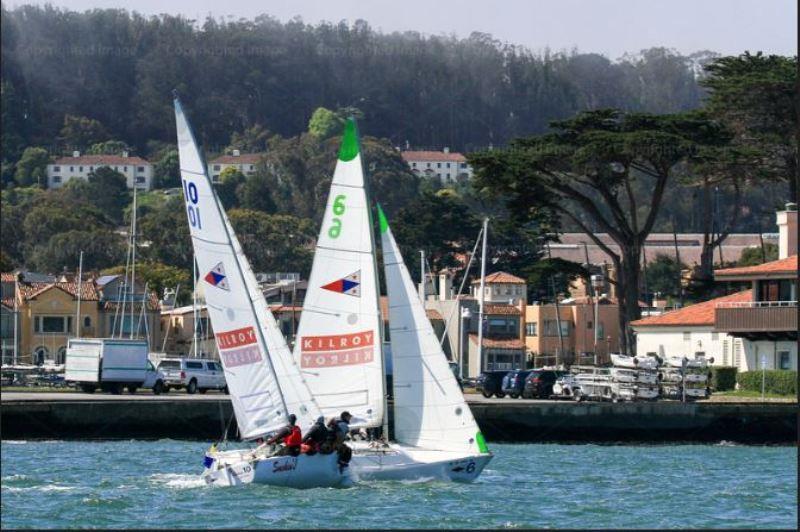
left=155, top=358, right=227, bottom=394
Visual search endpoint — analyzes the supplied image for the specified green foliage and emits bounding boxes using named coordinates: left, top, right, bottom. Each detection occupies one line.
left=523, top=258, right=588, bottom=303
left=737, top=243, right=779, bottom=267
left=217, top=167, right=245, bottom=209
left=308, top=107, right=344, bottom=139
left=86, top=167, right=129, bottom=223
left=102, top=261, right=190, bottom=298
left=237, top=172, right=277, bottom=213
left=58, top=115, right=109, bottom=149
left=14, top=147, right=50, bottom=187
left=28, top=229, right=125, bottom=273
left=228, top=209, right=315, bottom=275
left=645, top=254, right=685, bottom=298
left=227, top=125, right=271, bottom=153
left=152, top=149, right=180, bottom=189
left=710, top=366, right=737, bottom=391
left=137, top=196, right=192, bottom=270
left=737, top=370, right=797, bottom=396
left=86, top=140, right=131, bottom=155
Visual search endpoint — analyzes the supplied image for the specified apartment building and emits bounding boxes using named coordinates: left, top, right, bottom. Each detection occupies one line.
left=47, top=152, right=153, bottom=190
left=401, top=149, right=473, bottom=185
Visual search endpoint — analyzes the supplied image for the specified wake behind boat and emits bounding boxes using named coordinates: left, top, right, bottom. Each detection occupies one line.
left=173, top=95, right=350, bottom=489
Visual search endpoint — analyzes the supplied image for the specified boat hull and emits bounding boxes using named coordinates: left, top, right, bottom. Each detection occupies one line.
left=202, top=449, right=352, bottom=488
left=349, top=442, right=492, bottom=483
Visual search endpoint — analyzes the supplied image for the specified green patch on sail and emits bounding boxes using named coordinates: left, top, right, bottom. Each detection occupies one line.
left=376, top=203, right=389, bottom=234
left=338, top=118, right=359, bottom=162
left=476, top=431, right=489, bottom=454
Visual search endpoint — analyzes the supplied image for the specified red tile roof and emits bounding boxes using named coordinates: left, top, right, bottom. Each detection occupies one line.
left=484, top=303, right=521, bottom=315
left=401, top=151, right=466, bottom=163
left=468, top=334, right=526, bottom=350
left=1, top=272, right=17, bottom=282
left=714, top=255, right=798, bottom=278
left=19, top=281, right=99, bottom=301
left=208, top=154, right=264, bottom=165
left=631, top=290, right=752, bottom=327
left=52, top=155, right=149, bottom=166
left=471, top=271, right=526, bottom=284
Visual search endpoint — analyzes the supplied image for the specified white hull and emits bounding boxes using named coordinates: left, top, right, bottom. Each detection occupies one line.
left=202, top=449, right=351, bottom=488
left=349, top=441, right=492, bottom=483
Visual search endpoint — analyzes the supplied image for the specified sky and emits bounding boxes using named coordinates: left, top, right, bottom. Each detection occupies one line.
left=9, top=0, right=797, bottom=58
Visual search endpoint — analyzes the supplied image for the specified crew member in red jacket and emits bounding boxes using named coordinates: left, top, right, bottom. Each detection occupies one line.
left=266, top=414, right=302, bottom=456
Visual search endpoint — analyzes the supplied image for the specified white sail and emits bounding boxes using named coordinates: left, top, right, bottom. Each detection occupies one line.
left=174, top=97, right=319, bottom=439
left=292, top=119, right=385, bottom=428
left=378, top=206, right=488, bottom=455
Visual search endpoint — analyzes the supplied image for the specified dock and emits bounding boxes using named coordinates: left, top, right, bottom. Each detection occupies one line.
left=1, top=392, right=796, bottom=443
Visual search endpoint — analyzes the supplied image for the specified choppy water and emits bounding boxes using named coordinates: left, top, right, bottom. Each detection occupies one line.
left=1, top=440, right=795, bottom=529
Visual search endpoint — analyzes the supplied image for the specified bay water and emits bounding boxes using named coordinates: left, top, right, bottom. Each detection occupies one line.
left=1, top=440, right=795, bottom=529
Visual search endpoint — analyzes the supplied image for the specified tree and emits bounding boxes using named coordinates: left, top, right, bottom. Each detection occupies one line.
left=86, top=167, right=129, bottom=223
left=227, top=124, right=271, bottom=153
left=237, top=171, right=277, bottom=213
left=29, top=228, right=125, bottom=272
left=58, top=115, right=109, bottom=149
left=102, top=261, right=191, bottom=298
left=645, top=254, right=686, bottom=299
left=470, top=109, right=723, bottom=354
left=138, top=196, right=192, bottom=270
left=86, top=140, right=131, bottom=155
left=702, top=53, right=798, bottom=200
left=14, top=147, right=50, bottom=187
left=228, top=209, right=315, bottom=275
left=152, top=149, right=180, bottom=189
left=737, top=243, right=779, bottom=267
left=217, top=166, right=245, bottom=209
left=308, top=107, right=344, bottom=139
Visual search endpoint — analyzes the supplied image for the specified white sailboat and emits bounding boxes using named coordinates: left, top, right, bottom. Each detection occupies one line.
left=173, top=95, right=351, bottom=488
left=295, top=119, right=492, bottom=482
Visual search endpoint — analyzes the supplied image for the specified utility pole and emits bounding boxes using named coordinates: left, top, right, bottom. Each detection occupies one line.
left=547, top=242, right=565, bottom=367
left=13, top=274, right=19, bottom=365
left=477, top=218, right=488, bottom=372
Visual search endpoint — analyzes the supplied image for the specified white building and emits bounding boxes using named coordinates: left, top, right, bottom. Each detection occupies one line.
left=401, top=149, right=473, bottom=185
left=47, top=152, right=153, bottom=190
left=207, top=150, right=263, bottom=183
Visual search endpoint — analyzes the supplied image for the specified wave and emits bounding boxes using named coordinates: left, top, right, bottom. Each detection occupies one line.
left=149, top=473, right=206, bottom=489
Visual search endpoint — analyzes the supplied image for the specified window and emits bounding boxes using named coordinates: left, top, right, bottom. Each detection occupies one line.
left=695, top=351, right=706, bottom=358
left=123, top=166, right=128, bottom=171
left=733, top=340, right=742, bottom=367
left=683, top=332, right=691, bottom=341
left=136, top=176, right=145, bottom=183
left=488, top=318, right=518, bottom=335
left=56, top=346, right=67, bottom=364
left=79, top=166, right=83, bottom=171
left=53, top=176, right=61, bottom=183
left=597, top=322, right=605, bottom=339
left=437, top=162, right=441, bottom=168
left=778, top=351, right=791, bottom=370
left=543, top=320, right=571, bottom=337
left=83, top=316, right=91, bottom=328
left=587, top=321, right=593, bottom=329
left=212, top=175, right=220, bottom=183
left=70, top=166, right=74, bottom=172
left=147, top=360, right=155, bottom=371
left=138, top=166, right=145, bottom=173
left=461, top=163, right=467, bottom=169
left=158, top=360, right=181, bottom=370
left=206, top=362, right=219, bottom=371
left=436, top=173, right=441, bottom=178
left=186, top=361, right=203, bottom=369
left=412, top=162, right=417, bottom=167
left=53, top=166, right=61, bottom=171
left=249, top=165, right=254, bottom=171
left=213, top=165, right=221, bottom=171
left=35, top=316, right=71, bottom=333
left=446, top=163, right=451, bottom=168
left=722, top=340, right=729, bottom=365
left=526, top=322, right=537, bottom=336
left=759, top=280, right=795, bottom=302
left=33, top=346, right=48, bottom=365
left=427, top=163, right=431, bottom=168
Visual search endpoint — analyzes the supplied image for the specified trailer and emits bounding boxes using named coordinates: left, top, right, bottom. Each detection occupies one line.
left=65, top=338, right=149, bottom=394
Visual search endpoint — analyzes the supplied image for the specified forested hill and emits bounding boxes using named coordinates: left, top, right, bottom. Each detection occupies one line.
left=1, top=4, right=714, bottom=160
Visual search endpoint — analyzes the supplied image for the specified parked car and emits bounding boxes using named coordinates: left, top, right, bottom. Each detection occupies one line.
left=476, top=371, right=510, bottom=398
left=522, top=370, right=566, bottom=399
left=156, top=358, right=228, bottom=394
left=501, top=370, right=532, bottom=398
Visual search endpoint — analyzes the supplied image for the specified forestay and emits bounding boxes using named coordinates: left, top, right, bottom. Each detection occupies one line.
left=292, top=119, right=385, bottom=428
left=378, top=206, right=488, bottom=454
left=174, top=97, right=320, bottom=439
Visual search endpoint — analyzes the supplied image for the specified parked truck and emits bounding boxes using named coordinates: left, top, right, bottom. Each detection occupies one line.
left=65, top=338, right=149, bottom=394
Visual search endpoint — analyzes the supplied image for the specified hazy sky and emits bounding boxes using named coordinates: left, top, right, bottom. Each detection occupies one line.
left=11, top=0, right=797, bottom=58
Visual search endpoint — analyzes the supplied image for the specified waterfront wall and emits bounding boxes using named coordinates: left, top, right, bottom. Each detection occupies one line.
left=1, top=397, right=796, bottom=443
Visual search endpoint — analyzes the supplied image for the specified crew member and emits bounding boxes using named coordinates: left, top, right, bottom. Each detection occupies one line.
left=330, top=411, right=353, bottom=447
left=301, top=416, right=328, bottom=455
left=267, top=413, right=302, bottom=456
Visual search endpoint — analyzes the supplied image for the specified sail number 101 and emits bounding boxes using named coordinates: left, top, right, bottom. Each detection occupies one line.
left=183, top=179, right=202, bottom=229
left=327, top=194, right=346, bottom=238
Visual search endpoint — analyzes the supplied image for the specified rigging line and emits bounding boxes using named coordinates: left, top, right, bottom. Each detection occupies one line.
left=439, top=224, right=483, bottom=346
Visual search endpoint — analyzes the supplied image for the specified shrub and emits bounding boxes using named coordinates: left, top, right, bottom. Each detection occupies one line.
left=710, top=366, right=737, bottom=391
left=737, top=370, right=797, bottom=395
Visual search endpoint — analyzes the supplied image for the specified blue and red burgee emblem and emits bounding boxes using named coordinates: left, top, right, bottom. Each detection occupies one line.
left=321, top=270, right=361, bottom=297
left=204, top=262, right=230, bottom=291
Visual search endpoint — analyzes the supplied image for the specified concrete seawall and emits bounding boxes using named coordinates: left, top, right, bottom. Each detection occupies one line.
left=1, top=395, right=796, bottom=443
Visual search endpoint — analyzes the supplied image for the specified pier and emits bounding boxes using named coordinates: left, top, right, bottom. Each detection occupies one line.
left=1, top=392, right=796, bottom=443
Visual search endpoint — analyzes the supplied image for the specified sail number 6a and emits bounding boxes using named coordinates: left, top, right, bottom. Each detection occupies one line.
left=328, top=195, right=346, bottom=238
left=183, top=180, right=202, bottom=229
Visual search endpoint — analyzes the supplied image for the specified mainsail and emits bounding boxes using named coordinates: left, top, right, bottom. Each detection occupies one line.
left=378, top=205, right=488, bottom=454
left=292, top=119, right=385, bottom=428
left=174, top=96, right=320, bottom=439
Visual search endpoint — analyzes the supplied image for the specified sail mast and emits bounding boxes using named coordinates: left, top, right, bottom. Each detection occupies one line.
left=477, top=217, right=488, bottom=372
left=75, top=251, right=83, bottom=339
left=129, top=180, right=138, bottom=339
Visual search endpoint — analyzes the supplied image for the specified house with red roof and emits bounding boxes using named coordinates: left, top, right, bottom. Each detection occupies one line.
left=47, top=151, right=153, bottom=190
left=207, top=150, right=264, bottom=183
left=631, top=204, right=798, bottom=372
left=401, top=148, right=473, bottom=185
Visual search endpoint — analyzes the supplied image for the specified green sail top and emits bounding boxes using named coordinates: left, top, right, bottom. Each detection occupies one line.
left=376, top=203, right=389, bottom=234
left=338, top=118, right=360, bottom=162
